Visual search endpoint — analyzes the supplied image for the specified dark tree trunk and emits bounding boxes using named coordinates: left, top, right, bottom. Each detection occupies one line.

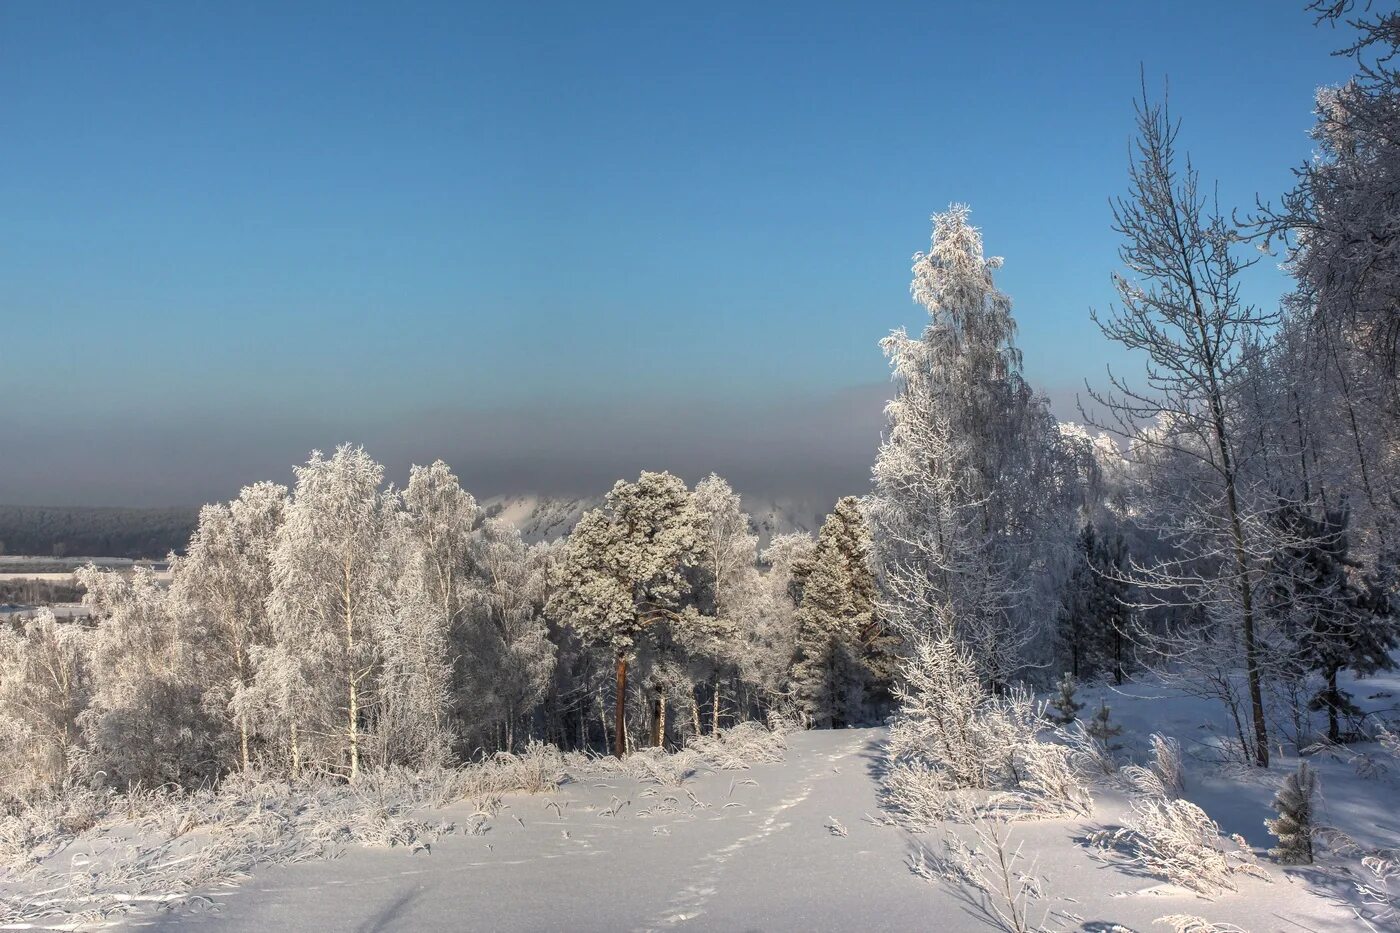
left=614, top=654, right=628, bottom=759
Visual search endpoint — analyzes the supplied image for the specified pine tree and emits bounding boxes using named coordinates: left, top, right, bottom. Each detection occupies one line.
left=790, top=497, right=879, bottom=728
left=1268, top=504, right=1399, bottom=742
left=1048, top=672, right=1084, bottom=726
left=1266, top=761, right=1319, bottom=864
left=1056, top=523, right=1135, bottom=684
left=1087, top=701, right=1123, bottom=757
left=549, top=472, right=702, bottom=757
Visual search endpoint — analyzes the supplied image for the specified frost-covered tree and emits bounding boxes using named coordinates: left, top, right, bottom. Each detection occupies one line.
left=169, top=481, right=287, bottom=771
left=1249, top=3, right=1400, bottom=540
left=549, top=472, right=702, bottom=757
left=869, top=205, right=1077, bottom=686
left=745, top=531, right=816, bottom=715
left=258, top=446, right=396, bottom=779
left=1088, top=89, right=1279, bottom=766
left=79, top=565, right=221, bottom=788
left=690, top=473, right=760, bottom=733
left=0, top=609, right=91, bottom=801
left=468, top=522, right=557, bottom=750
left=791, top=497, right=879, bottom=727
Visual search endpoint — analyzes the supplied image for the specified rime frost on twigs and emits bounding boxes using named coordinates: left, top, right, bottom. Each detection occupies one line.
left=1265, top=761, right=1318, bottom=864
left=1357, top=854, right=1398, bottom=930
left=1153, top=916, right=1248, bottom=933
left=908, top=809, right=1049, bottom=933
left=1121, top=734, right=1185, bottom=800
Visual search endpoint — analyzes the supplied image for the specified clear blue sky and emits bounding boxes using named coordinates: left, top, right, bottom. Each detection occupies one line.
left=0, top=1, right=1357, bottom=506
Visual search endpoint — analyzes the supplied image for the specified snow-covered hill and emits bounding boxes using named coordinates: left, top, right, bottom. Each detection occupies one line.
left=482, top=493, right=835, bottom=545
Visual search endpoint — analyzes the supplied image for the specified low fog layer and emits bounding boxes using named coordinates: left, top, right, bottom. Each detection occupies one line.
left=0, top=384, right=1088, bottom=509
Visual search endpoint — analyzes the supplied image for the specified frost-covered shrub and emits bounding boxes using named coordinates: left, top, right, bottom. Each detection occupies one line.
left=882, top=759, right=953, bottom=824
left=1092, top=795, right=1268, bottom=895
left=1122, top=733, right=1185, bottom=800
left=908, top=810, right=1048, bottom=933
left=993, top=740, right=1093, bottom=820
left=887, top=636, right=1091, bottom=822
left=888, top=636, right=1030, bottom=790
left=688, top=720, right=787, bottom=770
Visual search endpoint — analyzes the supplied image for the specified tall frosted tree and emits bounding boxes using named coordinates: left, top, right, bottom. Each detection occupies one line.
left=745, top=531, right=816, bottom=715
left=690, top=473, right=760, bottom=732
left=259, top=446, right=395, bottom=780
left=791, top=497, right=878, bottom=727
left=1089, top=92, right=1278, bottom=766
left=169, top=481, right=287, bottom=771
left=869, top=205, right=1075, bottom=685
left=550, top=471, right=702, bottom=757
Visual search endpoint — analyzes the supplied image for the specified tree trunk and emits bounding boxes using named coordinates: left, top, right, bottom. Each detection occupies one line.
left=650, top=688, right=667, bottom=748
left=691, top=688, right=702, bottom=738
left=1327, top=667, right=1341, bottom=743
left=711, top=677, right=721, bottom=734
left=614, top=654, right=628, bottom=759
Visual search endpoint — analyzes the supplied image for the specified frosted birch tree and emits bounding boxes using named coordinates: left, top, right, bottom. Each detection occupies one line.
left=79, top=565, right=220, bottom=787
left=169, top=481, right=287, bottom=771
left=0, top=609, right=91, bottom=801
left=259, top=446, right=395, bottom=779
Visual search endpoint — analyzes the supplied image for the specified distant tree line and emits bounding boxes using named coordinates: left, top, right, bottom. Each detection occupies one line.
left=0, top=505, right=197, bottom=560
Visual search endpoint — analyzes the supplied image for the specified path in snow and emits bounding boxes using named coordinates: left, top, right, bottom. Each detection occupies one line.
left=126, top=727, right=1363, bottom=932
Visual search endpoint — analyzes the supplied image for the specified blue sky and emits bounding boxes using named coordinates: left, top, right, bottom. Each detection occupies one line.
left=0, top=2, right=1358, bottom=506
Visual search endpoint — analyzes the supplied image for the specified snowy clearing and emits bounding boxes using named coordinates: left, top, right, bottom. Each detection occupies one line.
left=4, top=705, right=1389, bottom=932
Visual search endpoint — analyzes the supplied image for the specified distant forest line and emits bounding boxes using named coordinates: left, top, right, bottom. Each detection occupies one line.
left=0, top=505, right=198, bottom=560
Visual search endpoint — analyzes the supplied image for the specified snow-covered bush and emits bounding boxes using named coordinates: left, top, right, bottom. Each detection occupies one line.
left=688, top=720, right=788, bottom=770
left=992, top=740, right=1093, bottom=820
left=886, top=636, right=1091, bottom=823
left=1122, top=733, right=1185, bottom=800
left=1091, top=794, right=1268, bottom=896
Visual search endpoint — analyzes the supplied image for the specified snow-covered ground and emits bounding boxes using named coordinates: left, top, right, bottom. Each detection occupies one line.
left=92, top=730, right=1392, bottom=929
left=4, top=671, right=1396, bottom=931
